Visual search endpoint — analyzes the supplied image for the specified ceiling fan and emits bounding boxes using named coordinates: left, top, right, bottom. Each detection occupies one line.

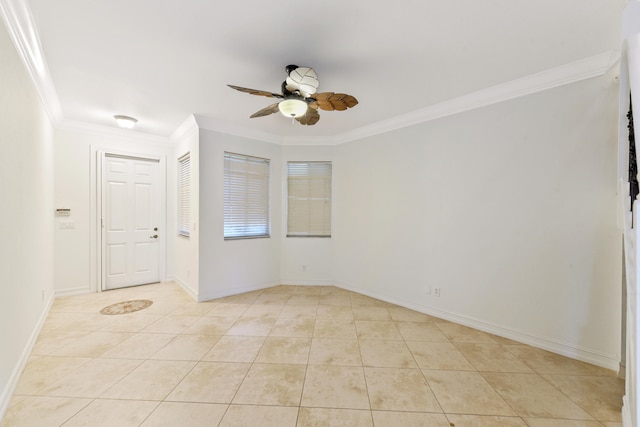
left=228, top=65, right=358, bottom=126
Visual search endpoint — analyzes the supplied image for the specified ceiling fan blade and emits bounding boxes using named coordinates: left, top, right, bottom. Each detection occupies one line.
left=296, top=107, right=320, bottom=126
left=228, top=84, right=283, bottom=99
left=312, top=92, right=358, bottom=111
left=250, top=103, right=281, bottom=118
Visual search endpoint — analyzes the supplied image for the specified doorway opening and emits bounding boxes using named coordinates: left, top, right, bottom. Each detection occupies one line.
left=95, top=150, right=166, bottom=291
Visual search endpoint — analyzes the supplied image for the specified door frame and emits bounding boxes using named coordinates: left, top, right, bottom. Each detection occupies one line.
left=91, top=147, right=167, bottom=293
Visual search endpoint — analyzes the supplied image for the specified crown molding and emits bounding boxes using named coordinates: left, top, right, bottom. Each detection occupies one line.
left=200, top=51, right=620, bottom=146
left=0, top=0, right=62, bottom=123
left=1, top=0, right=620, bottom=147
left=331, top=50, right=621, bottom=145
left=57, top=118, right=171, bottom=146
left=280, top=135, right=341, bottom=146
left=194, top=115, right=282, bottom=145
left=171, top=114, right=199, bottom=142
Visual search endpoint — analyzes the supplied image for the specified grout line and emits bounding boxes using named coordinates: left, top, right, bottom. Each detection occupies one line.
left=4, top=283, right=624, bottom=426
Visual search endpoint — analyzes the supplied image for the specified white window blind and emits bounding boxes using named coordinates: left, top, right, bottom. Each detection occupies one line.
left=177, top=153, right=191, bottom=237
left=224, top=152, right=270, bottom=239
left=287, top=161, right=332, bottom=237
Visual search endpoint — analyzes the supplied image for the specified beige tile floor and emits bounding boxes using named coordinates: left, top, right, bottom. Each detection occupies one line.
left=1, top=282, right=624, bottom=427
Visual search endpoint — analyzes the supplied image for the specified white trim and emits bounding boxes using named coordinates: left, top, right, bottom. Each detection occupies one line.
left=0, top=0, right=622, bottom=147
left=171, top=115, right=199, bottom=143
left=623, top=395, right=632, bottom=427
left=194, top=115, right=282, bottom=145
left=280, top=279, right=335, bottom=286
left=168, top=276, right=198, bottom=301
left=55, top=287, right=92, bottom=298
left=0, top=0, right=62, bottom=123
left=0, top=292, right=55, bottom=422
left=329, top=51, right=621, bottom=145
left=58, top=119, right=171, bottom=146
left=199, top=51, right=621, bottom=146
left=336, top=280, right=621, bottom=371
left=197, top=280, right=281, bottom=303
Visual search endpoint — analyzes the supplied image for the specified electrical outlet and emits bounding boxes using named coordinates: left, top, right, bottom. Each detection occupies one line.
left=433, top=287, right=441, bottom=297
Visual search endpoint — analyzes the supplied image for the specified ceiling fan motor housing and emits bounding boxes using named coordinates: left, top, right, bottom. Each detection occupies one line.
left=285, top=66, right=319, bottom=98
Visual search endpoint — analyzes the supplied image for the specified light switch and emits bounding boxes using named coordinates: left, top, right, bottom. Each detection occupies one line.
left=59, top=222, right=75, bottom=230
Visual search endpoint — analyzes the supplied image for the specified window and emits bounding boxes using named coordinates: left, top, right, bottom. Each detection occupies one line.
left=177, top=153, right=191, bottom=237
left=287, top=161, right=332, bottom=237
left=224, top=152, right=270, bottom=239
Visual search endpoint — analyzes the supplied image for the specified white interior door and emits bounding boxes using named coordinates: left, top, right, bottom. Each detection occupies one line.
left=102, top=154, right=160, bottom=290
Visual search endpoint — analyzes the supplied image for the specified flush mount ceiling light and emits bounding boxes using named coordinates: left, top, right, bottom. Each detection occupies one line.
left=278, top=98, right=308, bottom=118
left=114, top=115, right=138, bottom=129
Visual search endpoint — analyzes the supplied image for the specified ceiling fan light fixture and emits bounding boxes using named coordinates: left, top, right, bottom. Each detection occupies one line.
left=278, top=99, right=307, bottom=118
left=114, top=115, right=138, bottom=129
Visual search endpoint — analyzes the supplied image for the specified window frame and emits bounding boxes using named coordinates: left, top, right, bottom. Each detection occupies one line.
left=286, top=161, right=332, bottom=238
left=224, top=151, right=271, bottom=240
left=177, top=152, right=191, bottom=237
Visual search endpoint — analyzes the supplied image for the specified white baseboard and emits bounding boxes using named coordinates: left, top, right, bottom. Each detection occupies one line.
left=197, top=280, right=281, bottom=302
left=55, top=286, right=91, bottom=298
left=622, top=396, right=632, bottom=427
left=280, top=279, right=335, bottom=286
left=169, top=276, right=198, bottom=301
left=167, top=276, right=281, bottom=302
left=0, top=292, right=55, bottom=421
left=335, top=281, right=620, bottom=371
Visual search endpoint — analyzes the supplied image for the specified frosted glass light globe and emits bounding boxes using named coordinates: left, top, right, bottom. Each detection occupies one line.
left=278, top=99, right=308, bottom=118
left=114, top=115, right=138, bottom=129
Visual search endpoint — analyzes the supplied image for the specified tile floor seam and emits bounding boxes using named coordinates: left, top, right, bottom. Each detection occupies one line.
left=123, top=400, right=163, bottom=427
left=58, top=397, right=97, bottom=426
left=397, top=328, right=449, bottom=416
left=535, top=372, right=608, bottom=423
left=407, top=348, right=447, bottom=415
left=3, top=283, right=624, bottom=427
left=479, top=370, right=527, bottom=420
left=452, top=342, right=536, bottom=418
left=146, top=357, right=201, bottom=406
left=226, top=335, right=269, bottom=407
left=360, top=363, right=374, bottom=414
left=478, top=370, right=600, bottom=422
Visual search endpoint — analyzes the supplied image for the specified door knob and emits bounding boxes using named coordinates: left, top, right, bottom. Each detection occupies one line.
left=150, top=234, right=158, bottom=239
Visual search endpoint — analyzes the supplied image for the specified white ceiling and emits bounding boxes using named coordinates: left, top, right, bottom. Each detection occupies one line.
left=7, top=0, right=627, bottom=141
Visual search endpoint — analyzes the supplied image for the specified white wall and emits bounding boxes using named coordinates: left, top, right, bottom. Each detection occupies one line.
left=197, top=129, right=283, bottom=300
left=170, top=116, right=200, bottom=298
left=0, top=18, right=54, bottom=416
left=44, top=70, right=624, bottom=372
left=621, top=2, right=640, bottom=424
left=333, top=75, right=622, bottom=369
left=54, top=127, right=172, bottom=295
